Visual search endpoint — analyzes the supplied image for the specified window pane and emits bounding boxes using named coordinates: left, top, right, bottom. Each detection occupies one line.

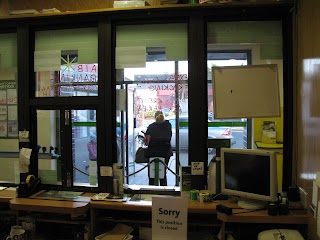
left=116, top=23, right=188, bottom=187
left=37, top=110, right=62, bottom=185
left=0, top=33, right=18, bottom=183
left=35, top=28, right=98, bottom=97
left=72, top=110, right=97, bottom=187
left=207, top=20, right=283, bottom=152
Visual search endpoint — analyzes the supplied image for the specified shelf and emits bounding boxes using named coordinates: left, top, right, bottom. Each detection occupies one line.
left=18, top=216, right=88, bottom=225
left=255, top=141, right=283, bottom=149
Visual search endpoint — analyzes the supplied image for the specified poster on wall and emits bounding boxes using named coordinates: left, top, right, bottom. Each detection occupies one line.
left=0, top=121, right=8, bottom=137
left=0, top=90, right=6, bottom=104
left=8, top=105, right=17, bottom=120
left=8, top=121, right=18, bottom=137
left=0, top=80, right=17, bottom=138
left=6, top=89, right=17, bottom=104
left=0, top=106, right=7, bottom=121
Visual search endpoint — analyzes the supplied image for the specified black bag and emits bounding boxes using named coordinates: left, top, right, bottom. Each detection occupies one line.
left=135, top=147, right=149, bottom=163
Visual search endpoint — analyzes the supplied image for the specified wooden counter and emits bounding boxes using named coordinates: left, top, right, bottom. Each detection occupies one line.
left=89, top=197, right=233, bottom=239
left=90, top=198, right=227, bottom=213
left=10, top=198, right=90, bottom=215
left=0, top=188, right=16, bottom=203
left=217, top=208, right=309, bottom=225
left=217, top=208, right=309, bottom=240
left=10, top=190, right=94, bottom=214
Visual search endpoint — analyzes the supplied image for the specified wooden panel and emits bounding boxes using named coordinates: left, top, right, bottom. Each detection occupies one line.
left=297, top=0, right=320, bottom=239
left=9, top=0, right=160, bottom=12
left=10, top=0, right=114, bottom=11
left=0, top=0, right=10, bottom=16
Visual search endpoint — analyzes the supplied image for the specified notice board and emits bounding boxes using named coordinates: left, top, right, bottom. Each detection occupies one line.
left=212, top=64, right=280, bottom=119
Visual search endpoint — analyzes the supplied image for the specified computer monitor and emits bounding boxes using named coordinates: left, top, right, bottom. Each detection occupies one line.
left=220, top=148, right=278, bottom=210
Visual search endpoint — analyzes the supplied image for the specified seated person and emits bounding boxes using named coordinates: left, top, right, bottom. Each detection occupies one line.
left=145, top=110, right=172, bottom=186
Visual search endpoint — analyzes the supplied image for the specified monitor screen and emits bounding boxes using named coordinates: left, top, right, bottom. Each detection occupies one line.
left=221, top=148, right=278, bottom=209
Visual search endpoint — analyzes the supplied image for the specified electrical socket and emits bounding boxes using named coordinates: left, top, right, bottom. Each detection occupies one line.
left=299, top=187, right=308, bottom=209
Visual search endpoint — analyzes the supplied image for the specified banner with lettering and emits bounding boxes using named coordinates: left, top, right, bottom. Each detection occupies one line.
left=152, top=196, right=188, bottom=240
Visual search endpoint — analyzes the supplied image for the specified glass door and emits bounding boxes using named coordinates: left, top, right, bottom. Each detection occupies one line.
left=117, top=61, right=189, bottom=187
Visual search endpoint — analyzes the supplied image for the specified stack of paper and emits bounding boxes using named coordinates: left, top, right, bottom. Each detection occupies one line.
left=10, top=9, right=39, bottom=15
left=92, top=193, right=128, bottom=202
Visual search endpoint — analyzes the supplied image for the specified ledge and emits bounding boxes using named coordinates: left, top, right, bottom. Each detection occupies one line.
left=0, top=1, right=294, bottom=21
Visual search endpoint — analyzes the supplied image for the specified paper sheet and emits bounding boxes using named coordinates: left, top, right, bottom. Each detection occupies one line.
left=313, top=180, right=318, bottom=207
left=19, top=148, right=32, bottom=173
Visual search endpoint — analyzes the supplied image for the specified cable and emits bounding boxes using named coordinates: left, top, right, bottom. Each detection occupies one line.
left=73, top=158, right=179, bottom=179
left=153, top=158, right=179, bottom=177
left=125, top=164, right=149, bottom=177
left=73, top=165, right=89, bottom=176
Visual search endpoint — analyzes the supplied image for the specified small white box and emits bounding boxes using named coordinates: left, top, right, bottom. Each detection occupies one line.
left=258, top=229, right=304, bottom=240
left=113, top=1, right=146, bottom=8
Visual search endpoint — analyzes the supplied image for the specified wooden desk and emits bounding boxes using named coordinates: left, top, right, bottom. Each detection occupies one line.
left=217, top=208, right=309, bottom=240
left=90, top=197, right=231, bottom=239
left=90, top=197, right=225, bottom=213
left=9, top=190, right=94, bottom=233
left=10, top=190, right=93, bottom=214
left=10, top=197, right=90, bottom=215
left=0, top=188, right=17, bottom=239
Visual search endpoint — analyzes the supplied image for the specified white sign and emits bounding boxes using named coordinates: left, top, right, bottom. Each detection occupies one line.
left=34, top=50, right=61, bottom=72
left=116, top=89, right=127, bottom=111
left=115, top=46, right=146, bottom=69
left=152, top=196, right=188, bottom=240
left=191, top=162, right=204, bottom=175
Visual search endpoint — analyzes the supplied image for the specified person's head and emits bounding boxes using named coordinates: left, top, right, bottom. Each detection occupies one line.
left=154, top=111, right=164, bottom=124
left=90, top=132, right=96, bottom=142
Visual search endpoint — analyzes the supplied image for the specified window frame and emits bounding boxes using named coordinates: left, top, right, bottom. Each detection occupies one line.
left=2, top=4, right=294, bottom=191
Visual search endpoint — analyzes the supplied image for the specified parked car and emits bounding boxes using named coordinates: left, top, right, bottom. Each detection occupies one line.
left=167, top=115, right=233, bottom=152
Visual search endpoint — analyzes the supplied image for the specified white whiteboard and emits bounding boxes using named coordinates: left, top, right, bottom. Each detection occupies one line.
left=212, top=64, right=280, bottom=119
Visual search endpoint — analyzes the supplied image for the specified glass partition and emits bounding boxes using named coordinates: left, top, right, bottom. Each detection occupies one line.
left=0, top=33, right=18, bottom=183
left=207, top=21, right=283, bottom=151
left=207, top=21, right=284, bottom=190
left=116, top=23, right=188, bottom=186
left=72, top=109, right=97, bottom=187
left=37, top=110, right=62, bottom=185
left=37, top=109, right=98, bottom=187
